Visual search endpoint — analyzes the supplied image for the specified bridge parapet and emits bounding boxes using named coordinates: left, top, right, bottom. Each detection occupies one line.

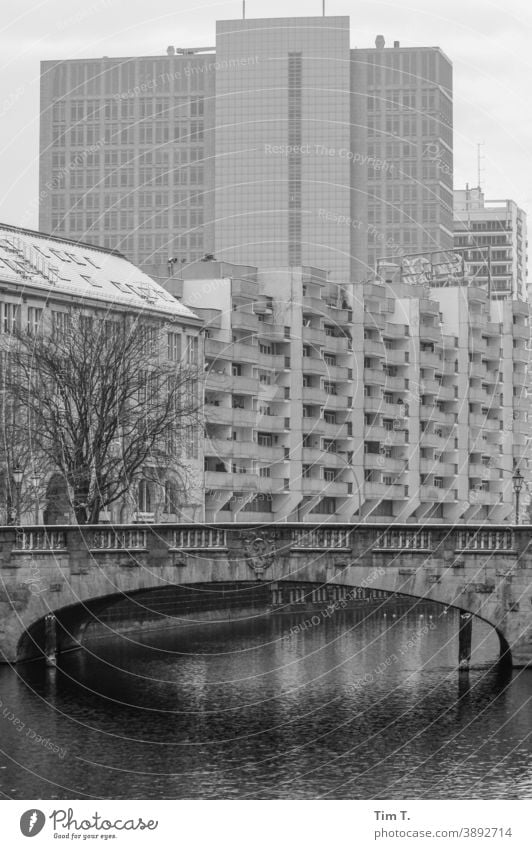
left=1, top=523, right=532, bottom=665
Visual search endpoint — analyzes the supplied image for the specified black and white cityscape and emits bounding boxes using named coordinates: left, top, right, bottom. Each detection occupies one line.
left=0, top=0, right=532, bottom=816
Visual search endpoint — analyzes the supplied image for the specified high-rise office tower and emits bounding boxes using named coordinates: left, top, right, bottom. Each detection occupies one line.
left=214, top=16, right=352, bottom=280
left=39, top=16, right=453, bottom=281
left=454, top=186, right=528, bottom=301
left=352, top=38, right=453, bottom=271
left=39, top=50, right=216, bottom=268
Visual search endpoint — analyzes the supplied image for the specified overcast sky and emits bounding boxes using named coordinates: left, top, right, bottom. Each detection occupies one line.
left=1, top=0, right=531, bottom=233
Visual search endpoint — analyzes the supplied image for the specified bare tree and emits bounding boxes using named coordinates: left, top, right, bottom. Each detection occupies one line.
left=3, top=312, right=202, bottom=524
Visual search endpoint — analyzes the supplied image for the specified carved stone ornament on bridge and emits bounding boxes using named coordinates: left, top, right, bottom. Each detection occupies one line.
left=239, top=532, right=277, bottom=577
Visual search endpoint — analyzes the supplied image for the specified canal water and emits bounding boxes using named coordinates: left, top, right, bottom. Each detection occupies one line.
left=1, top=602, right=532, bottom=799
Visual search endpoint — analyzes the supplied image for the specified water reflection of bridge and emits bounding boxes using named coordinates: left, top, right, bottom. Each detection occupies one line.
left=2, top=522, right=532, bottom=667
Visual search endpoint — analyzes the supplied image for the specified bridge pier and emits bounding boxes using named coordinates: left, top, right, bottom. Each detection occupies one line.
left=44, top=613, right=57, bottom=667
left=458, top=611, right=472, bottom=671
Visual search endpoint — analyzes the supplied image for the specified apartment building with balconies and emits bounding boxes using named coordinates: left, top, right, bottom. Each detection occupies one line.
left=164, top=257, right=529, bottom=524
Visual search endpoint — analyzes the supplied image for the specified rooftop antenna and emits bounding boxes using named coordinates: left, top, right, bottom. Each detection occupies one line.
left=323, top=0, right=326, bottom=13
left=243, top=0, right=245, bottom=18
left=477, top=142, right=485, bottom=192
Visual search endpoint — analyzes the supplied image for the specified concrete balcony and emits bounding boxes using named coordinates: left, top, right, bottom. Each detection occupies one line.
left=302, top=415, right=325, bottom=433
left=365, top=455, right=406, bottom=473
left=267, top=354, right=290, bottom=372
left=205, top=404, right=234, bottom=425
left=512, top=323, right=530, bottom=341
left=205, top=440, right=285, bottom=463
left=323, top=364, right=350, bottom=382
left=420, top=406, right=456, bottom=427
left=303, top=295, right=327, bottom=315
left=512, top=346, right=530, bottom=364
left=322, top=393, right=350, bottom=412
left=322, top=420, right=349, bottom=438
left=233, top=341, right=261, bottom=363
left=232, top=408, right=263, bottom=427
left=469, top=414, right=500, bottom=431
left=468, top=360, right=487, bottom=379
left=363, top=311, right=387, bottom=331
left=383, top=347, right=408, bottom=366
left=364, top=367, right=386, bottom=386
left=303, top=356, right=327, bottom=375
left=419, top=485, right=457, bottom=503
left=302, top=326, right=327, bottom=347
left=468, top=490, right=501, bottom=506
left=383, top=375, right=407, bottom=391
left=205, top=471, right=258, bottom=491
left=419, top=351, right=444, bottom=369
left=468, top=463, right=490, bottom=479
left=302, top=477, right=328, bottom=495
left=206, top=338, right=233, bottom=360
left=436, top=384, right=455, bottom=401
left=205, top=371, right=233, bottom=391
left=383, top=324, right=409, bottom=339
left=256, top=476, right=289, bottom=494
left=303, top=386, right=327, bottom=406
left=364, top=482, right=407, bottom=499
left=420, top=459, right=456, bottom=477
left=259, top=322, right=289, bottom=342
left=419, top=324, right=441, bottom=343
left=364, top=396, right=386, bottom=414
left=420, top=432, right=452, bottom=451
left=364, top=339, right=386, bottom=357
left=232, top=375, right=259, bottom=394
left=322, top=335, right=349, bottom=353
left=231, top=278, right=257, bottom=300
left=232, top=310, right=259, bottom=333
left=257, top=414, right=289, bottom=433
left=366, top=425, right=407, bottom=444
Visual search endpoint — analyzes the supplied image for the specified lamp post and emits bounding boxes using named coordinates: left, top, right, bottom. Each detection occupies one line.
left=31, top=475, right=40, bottom=524
left=513, top=467, right=524, bottom=525
left=12, top=465, right=23, bottom=525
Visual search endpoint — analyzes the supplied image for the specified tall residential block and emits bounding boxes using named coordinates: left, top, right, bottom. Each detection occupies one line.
left=454, top=186, right=528, bottom=301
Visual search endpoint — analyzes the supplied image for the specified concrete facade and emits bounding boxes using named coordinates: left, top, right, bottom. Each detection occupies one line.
left=156, top=259, right=531, bottom=525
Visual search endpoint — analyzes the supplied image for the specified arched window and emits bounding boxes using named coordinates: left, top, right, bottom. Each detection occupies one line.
left=138, top=479, right=151, bottom=513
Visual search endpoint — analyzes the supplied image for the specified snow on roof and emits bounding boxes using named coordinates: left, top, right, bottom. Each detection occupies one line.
left=0, top=224, right=199, bottom=322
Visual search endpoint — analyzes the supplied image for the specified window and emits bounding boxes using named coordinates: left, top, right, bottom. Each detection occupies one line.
left=51, top=310, right=70, bottom=339
left=167, top=332, right=181, bottom=362
left=164, top=480, right=179, bottom=513
left=257, top=432, right=273, bottom=447
left=324, top=411, right=336, bottom=424
left=324, top=381, right=337, bottom=395
left=2, top=303, right=20, bottom=334
left=138, top=479, right=151, bottom=513
left=324, top=469, right=336, bottom=482
left=27, top=307, right=43, bottom=335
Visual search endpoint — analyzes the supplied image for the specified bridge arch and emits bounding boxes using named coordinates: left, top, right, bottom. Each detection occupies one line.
left=16, top=579, right=510, bottom=668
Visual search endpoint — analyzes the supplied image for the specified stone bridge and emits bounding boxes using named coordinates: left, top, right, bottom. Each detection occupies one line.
left=1, top=523, right=532, bottom=667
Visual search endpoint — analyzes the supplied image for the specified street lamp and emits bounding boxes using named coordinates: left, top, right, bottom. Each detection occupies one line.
left=12, top=465, right=23, bottom=525
left=513, top=467, right=524, bottom=525
left=31, top=475, right=40, bottom=524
